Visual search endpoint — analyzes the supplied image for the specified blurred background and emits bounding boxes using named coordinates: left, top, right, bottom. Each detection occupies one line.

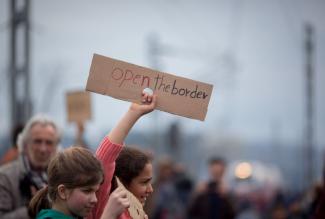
left=0, top=0, right=324, bottom=218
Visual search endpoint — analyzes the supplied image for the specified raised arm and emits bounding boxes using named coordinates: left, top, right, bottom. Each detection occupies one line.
left=74, top=121, right=88, bottom=147
left=89, top=92, right=156, bottom=219
left=108, top=92, right=156, bottom=144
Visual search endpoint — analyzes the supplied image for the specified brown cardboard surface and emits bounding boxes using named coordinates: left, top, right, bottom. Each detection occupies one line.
left=66, top=91, right=91, bottom=122
left=116, top=177, right=146, bottom=219
left=86, top=54, right=213, bottom=121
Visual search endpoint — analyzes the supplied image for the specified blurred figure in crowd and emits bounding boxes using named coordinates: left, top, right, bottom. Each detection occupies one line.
left=0, top=115, right=61, bottom=219
left=188, top=156, right=235, bottom=219
left=188, top=181, right=235, bottom=219
left=173, top=163, right=194, bottom=206
left=310, top=162, right=325, bottom=219
left=145, top=156, right=193, bottom=219
left=0, top=124, right=24, bottom=165
left=195, top=156, right=228, bottom=195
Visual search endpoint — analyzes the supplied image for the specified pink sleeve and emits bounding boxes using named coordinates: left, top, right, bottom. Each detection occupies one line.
left=87, top=136, right=123, bottom=219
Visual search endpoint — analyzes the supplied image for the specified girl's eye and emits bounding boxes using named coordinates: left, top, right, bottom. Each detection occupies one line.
left=141, top=180, right=151, bottom=185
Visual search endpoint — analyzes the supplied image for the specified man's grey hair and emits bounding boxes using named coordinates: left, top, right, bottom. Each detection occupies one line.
left=17, top=114, right=62, bottom=153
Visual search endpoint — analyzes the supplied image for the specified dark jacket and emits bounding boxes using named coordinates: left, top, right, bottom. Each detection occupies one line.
left=0, top=155, right=30, bottom=219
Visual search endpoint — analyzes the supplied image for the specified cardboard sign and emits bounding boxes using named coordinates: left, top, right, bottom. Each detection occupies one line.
left=66, top=91, right=92, bottom=122
left=116, top=177, right=146, bottom=219
left=86, top=54, right=213, bottom=121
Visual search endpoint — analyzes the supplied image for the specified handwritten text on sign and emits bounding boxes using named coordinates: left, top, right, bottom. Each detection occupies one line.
left=111, top=68, right=209, bottom=99
left=86, top=54, right=213, bottom=121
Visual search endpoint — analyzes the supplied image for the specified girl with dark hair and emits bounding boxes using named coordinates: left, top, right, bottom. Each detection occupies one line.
left=29, top=91, right=156, bottom=219
left=88, top=92, right=156, bottom=219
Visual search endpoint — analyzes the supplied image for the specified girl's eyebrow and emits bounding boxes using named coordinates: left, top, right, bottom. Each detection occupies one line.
left=141, top=177, right=152, bottom=182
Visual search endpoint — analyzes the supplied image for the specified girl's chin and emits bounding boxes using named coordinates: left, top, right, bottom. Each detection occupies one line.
left=139, top=197, right=147, bottom=205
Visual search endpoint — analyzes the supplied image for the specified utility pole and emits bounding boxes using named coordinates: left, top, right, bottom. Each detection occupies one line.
left=9, top=0, right=32, bottom=142
left=147, top=33, right=162, bottom=153
left=304, top=23, right=315, bottom=189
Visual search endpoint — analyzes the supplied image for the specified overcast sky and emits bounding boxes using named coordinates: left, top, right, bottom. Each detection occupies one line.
left=0, top=0, right=324, bottom=147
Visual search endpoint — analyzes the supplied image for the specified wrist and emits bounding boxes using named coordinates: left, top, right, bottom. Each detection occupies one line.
left=107, top=211, right=121, bottom=219
left=128, top=106, right=144, bottom=118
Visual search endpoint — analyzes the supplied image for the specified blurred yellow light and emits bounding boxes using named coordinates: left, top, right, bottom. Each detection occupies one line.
left=235, top=162, right=252, bottom=179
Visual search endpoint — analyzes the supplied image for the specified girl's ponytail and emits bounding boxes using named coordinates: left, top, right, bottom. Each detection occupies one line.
left=28, top=186, right=50, bottom=218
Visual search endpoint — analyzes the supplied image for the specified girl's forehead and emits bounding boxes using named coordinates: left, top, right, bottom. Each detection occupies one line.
left=138, top=163, right=153, bottom=177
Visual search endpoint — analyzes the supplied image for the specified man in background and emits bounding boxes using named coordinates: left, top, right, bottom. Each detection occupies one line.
left=0, top=115, right=61, bottom=219
left=188, top=157, right=236, bottom=219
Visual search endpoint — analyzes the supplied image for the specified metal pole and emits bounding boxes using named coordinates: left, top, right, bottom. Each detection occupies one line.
left=147, top=34, right=162, bottom=153
left=9, top=0, right=32, bottom=144
left=304, top=23, right=315, bottom=189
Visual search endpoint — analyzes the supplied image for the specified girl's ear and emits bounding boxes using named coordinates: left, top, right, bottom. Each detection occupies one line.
left=57, top=184, right=69, bottom=200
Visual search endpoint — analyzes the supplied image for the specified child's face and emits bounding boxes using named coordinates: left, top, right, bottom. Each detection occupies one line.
left=65, top=184, right=100, bottom=217
left=128, top=163, right=153, bottom=206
